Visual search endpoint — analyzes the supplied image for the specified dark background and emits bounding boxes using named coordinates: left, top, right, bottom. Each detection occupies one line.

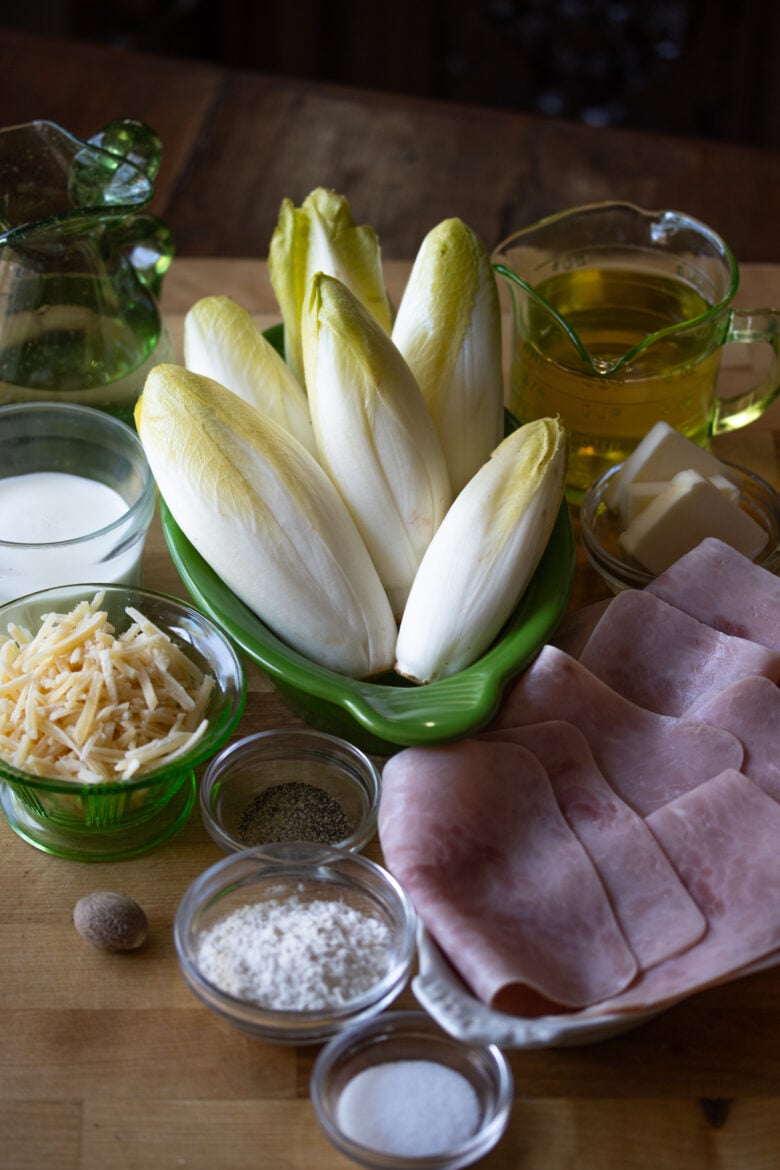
left=5, top=0, right=780, bottom=149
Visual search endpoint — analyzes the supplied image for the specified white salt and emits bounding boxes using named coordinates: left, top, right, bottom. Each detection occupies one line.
left=336, top=1059, right=481, bottom=1157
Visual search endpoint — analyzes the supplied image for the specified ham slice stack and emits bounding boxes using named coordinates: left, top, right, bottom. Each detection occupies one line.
left=379, top=538, right=780, bottom=1022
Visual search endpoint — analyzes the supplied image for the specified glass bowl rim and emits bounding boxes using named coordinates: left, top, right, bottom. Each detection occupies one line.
left=580, top=457, right=780, bottom=588
left=310, top=1007, right=514, bottom=1168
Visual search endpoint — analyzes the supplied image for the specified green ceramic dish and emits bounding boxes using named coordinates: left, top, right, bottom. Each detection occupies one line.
left=160, top=499, right=574, bottom=756
left=160, top=320, right=575, bottom=754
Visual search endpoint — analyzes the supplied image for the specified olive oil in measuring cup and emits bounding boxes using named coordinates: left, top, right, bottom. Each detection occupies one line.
left=510, top=266, right=722, bottom=497
left=494, top=203, right=780, bottom=502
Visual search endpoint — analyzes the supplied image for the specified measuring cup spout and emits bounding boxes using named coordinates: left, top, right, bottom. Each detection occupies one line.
left=492, top=260, right=602, bottom=374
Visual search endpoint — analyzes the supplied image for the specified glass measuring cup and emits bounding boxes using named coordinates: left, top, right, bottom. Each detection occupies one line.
left=493, top=202, right=780, bottom=498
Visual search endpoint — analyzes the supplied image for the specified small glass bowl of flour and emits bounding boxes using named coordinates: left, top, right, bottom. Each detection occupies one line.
left=173, top=842, right=417, bottom=1045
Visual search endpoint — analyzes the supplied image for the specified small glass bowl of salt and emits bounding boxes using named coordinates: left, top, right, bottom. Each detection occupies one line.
left=173, top=842, right=417, bottom=1045
left=311, top=1010, right=513, bottom=1169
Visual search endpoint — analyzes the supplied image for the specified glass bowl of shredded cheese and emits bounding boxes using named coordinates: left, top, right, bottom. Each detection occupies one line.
left=173, top=842, right=418, bottom=1045
left=0, top=584, right=246, bottom=859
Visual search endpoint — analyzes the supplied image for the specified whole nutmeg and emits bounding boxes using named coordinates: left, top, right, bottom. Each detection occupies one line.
left=73, top=891, right=148, bottom=952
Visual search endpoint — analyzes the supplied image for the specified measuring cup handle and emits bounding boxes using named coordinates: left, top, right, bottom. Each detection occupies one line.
left=714, top=308, right=780, bottom=434
left=113, top=213, right=175, bottom=299
left=88, top=118, right=164, bottom=182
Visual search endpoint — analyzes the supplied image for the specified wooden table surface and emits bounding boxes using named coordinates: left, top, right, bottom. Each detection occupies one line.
left=2, top=33, right=780, bottom=1169
left=3, top=28, right=780, bottom=264
left=0, top=254, right=779, bottom=1170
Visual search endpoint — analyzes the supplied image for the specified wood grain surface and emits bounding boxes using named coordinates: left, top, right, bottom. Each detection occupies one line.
left=2, top=33, right=780, bottom=1165
left=4, top=29, right=780, bottom=263
left=0, top=255, right=779, bottom=1170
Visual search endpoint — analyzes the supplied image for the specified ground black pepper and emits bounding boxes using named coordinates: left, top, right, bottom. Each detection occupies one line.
left=236, top=781, right=356, bottom=845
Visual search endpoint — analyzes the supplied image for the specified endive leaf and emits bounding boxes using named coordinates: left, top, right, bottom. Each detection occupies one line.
left=183, top=294, right=318, bottom=459
left=135, top=364, right=397, bottom=679
left=302, top=273, right=452, bottom=618
left=395, top=417, right=567, bottom=683
left=269, top=187, right=394, bottom=384
left=392, top=217, right=504, bottom=495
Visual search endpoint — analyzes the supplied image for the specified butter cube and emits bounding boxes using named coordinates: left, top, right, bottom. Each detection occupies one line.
left=708, top=472, right=740, bottom=503
left=622, top=480, right=668, bottom=523
left=622, top=470, right=741, bottom=524
left=619, top=468, right=767, bottom=574
left=605, top=420, right=733, bottom=522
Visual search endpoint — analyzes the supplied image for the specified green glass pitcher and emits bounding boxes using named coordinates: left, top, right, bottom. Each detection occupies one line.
left=493, top=202, right=780, bottom=498
left=0, top=118, right=175, bottom=427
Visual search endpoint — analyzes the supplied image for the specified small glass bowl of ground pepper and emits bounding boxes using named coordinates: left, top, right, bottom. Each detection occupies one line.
left=199, top=728, right=381, bottom=855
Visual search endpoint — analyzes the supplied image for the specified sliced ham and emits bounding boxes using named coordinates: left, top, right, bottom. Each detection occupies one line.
left=577, top=589, right=780, bottom=716
left=378, top=737, right=638, bottom=1014
left=377, top=537, right=780, bottom=1032
left=486, top=644, right=744, bottom=815
left=647, top=537, right=780, bottom=653
left=549, top=597, right=611, bottom=658
left=501, top=720, right=707, bottom=968
left=684, top=675, right=780, bottom=801
left=585, top=769, right=780, bottom=1015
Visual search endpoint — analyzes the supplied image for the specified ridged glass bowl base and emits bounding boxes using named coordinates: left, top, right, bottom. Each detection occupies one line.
left=0, top=771, right=196, bottom=860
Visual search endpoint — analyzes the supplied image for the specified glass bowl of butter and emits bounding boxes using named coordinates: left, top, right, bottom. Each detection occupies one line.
left=580, top=422, right=780, bottom=593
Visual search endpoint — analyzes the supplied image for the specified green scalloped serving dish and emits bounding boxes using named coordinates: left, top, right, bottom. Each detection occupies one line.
left=160, top=320, right=575, bottom=753
left=161, top=498, right=574, bottom=756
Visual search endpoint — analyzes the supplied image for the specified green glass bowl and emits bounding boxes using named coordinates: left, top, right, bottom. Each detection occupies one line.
left=160, top=499, right=574, bottom=755
left=0, top=584, right=246, bottom=859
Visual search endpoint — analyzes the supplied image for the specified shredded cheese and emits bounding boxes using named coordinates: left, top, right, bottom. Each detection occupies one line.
left=0, top=592, right=215, bottom=783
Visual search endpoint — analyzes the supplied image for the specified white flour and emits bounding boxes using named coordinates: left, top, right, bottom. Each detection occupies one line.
left=196, top=891, right=394, bottom=1010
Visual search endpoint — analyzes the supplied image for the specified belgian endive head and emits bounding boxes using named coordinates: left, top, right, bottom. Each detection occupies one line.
left=392, top=217, right=504, bottom=495
left=395, top=417, right=568, bottom=683
left=268, top=187, right=394, bottom=386
left=135, top=364, right=397, bottom=679
left=183, top=294, right=317, bottom=459
left=302, top=272, right=452, bottom=618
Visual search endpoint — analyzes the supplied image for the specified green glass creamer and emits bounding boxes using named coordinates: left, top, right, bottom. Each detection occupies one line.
left=0, top=118, right=175, bottom=427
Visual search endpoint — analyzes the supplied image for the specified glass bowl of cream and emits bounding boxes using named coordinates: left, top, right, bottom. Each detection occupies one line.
left=173, top=843, right=417, bottom=1045
left=0, top=401, right=155, bottom=604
